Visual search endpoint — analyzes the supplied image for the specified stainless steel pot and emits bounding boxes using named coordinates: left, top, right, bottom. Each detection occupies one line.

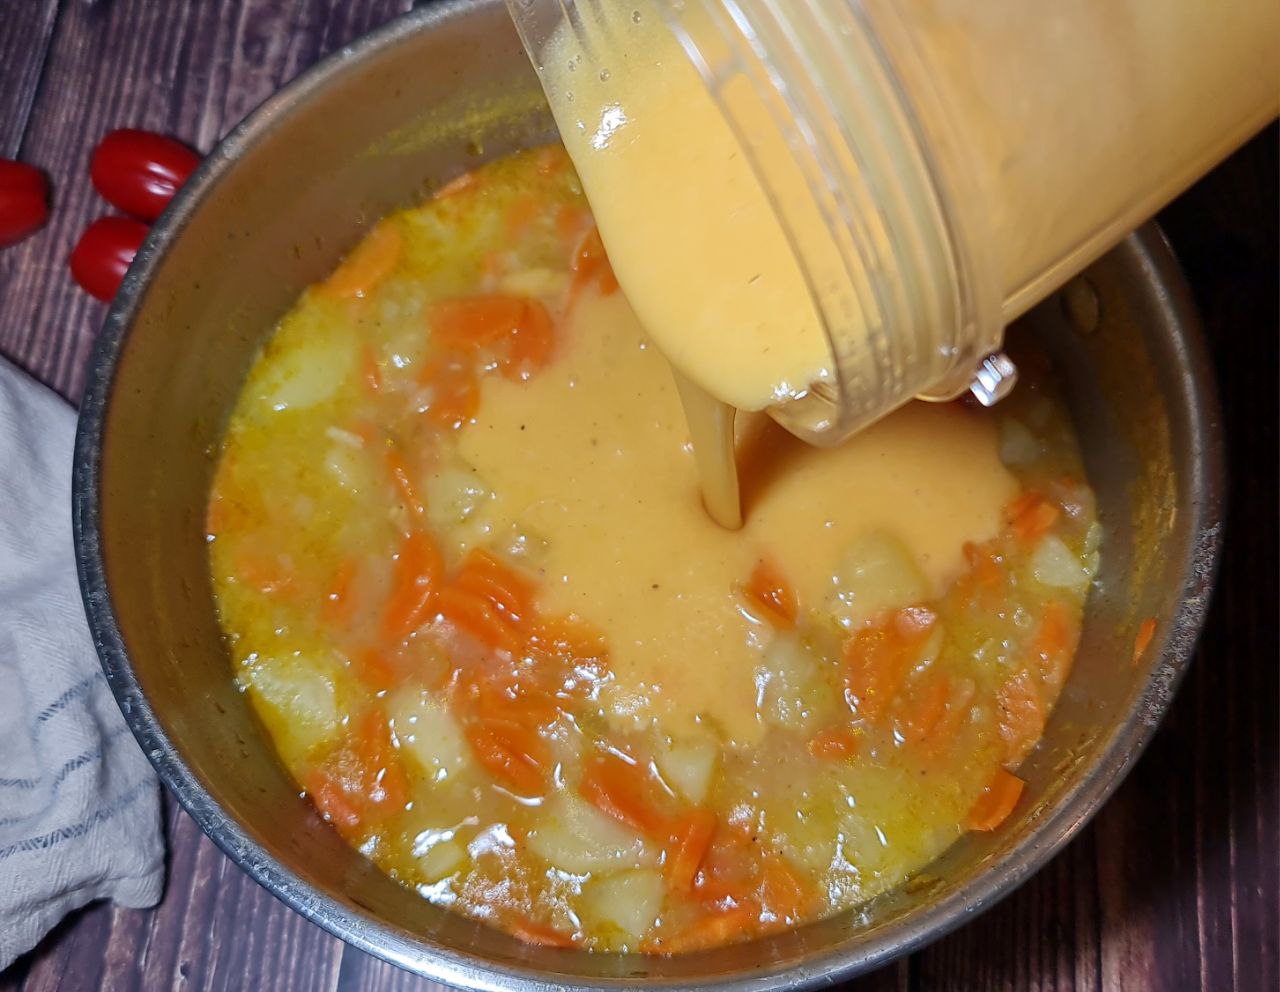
left=71, top=2, right=1224, bottom=988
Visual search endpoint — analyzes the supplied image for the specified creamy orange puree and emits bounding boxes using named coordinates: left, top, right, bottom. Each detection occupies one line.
left=460, top=291, right=1015, bottom=743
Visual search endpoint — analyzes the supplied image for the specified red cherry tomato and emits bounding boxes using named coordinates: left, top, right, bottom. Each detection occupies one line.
left=0, top=160, right=50, bottom=248
left=70, top=216, right=149, bottom=301
left=90, top=129, right=200, bottom=221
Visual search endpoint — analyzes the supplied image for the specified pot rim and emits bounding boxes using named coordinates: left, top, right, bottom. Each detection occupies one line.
left=71, top=3, right=1226, bottom=988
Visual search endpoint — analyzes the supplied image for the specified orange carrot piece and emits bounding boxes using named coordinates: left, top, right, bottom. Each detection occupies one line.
left=431, top=295, right=527, bottom=349
left=1007, top=490, right=1061, bottom=546
left=304, top=769, right=363, bottom=834
left=651, top=904, right=759, bottom=955
left=1032, top=601, right=1076, bottom=690
left=898, top=673, right=951, bottom=746
left=964, top=768, right=1026, bottom=831
left=743, top=558, right=799, bottom=628
left=565, top=226, right=619, bottom=312
left=530, top=614, right=608, bottom=665
left=1132, top=617, right=1157, bottom=667
left=465, top=717, right=551, bottom=796
left=502, top=297, right=554, bottom=380
left=382, top=530, right=442, bottom=642
left=807, top=726, right=859, bottom=761
left=920, top=677, right=976, bottom=760
left=454, top=548, right=537, bottom=625
left=665, top=809, right=717, bottom=894
left=996, top=668, right=1045, bottom=768
left=385, top=447, right=425, bottom=518
left=579, top=749, right=671, bottom=839
left=321, top=222, right=402, bottom=300
left=353, top=646, right=398, bottom=691
left=417, top=351, right=480, bottom=429
left=759, top=852, right=813, bottom=922
left=533, top=144, right=570, bottom=176
left=356, top=706, right=408, bottom=812
left=842, top=607, right=936, bottom=725
left=435, top=585, right=524, bottom=654
left=507, top=915, right=576, bottom=948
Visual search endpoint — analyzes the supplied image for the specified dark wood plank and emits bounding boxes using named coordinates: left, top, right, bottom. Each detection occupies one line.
left=0, top=2, right=1274, bottom=989
left=0, top=0, right=59, bottom=158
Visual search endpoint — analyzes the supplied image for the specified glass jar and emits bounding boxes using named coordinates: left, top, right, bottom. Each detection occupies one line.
left=507, top=0, right=1279, bottom=444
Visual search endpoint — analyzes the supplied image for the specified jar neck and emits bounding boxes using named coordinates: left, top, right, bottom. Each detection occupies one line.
left=660, top=0, right=1003, bottom=444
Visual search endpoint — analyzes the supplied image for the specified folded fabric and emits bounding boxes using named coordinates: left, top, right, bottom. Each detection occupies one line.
left=0, top=355, right=164, bottom=970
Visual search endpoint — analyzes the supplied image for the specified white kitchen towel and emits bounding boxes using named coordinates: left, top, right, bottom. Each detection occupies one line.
left=0, top=355, right=164, bottom=969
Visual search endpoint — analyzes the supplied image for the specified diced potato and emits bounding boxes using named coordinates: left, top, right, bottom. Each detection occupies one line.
left=324, top=442, right=375, bottom=495
left=828, top=530, right=930, bottom=630
left=756, top=634, right=834, bottom=733
left=426, top=466, right=490, bottom=527
left=497, top=266, right=569, bottom=298
left=525, top=794, right=657, bottom=874
left=1030, top=534, right=1094, bottom=593
left=388, top=689, right=471, bottom=782
left=577, top=869, right=665, bottom=944
left=418, top=836, right=467, bottom=882
left=655, top=737, right=719, bottom=804
left=241, top=654, right=342, bottom=761
left=998, top=416, right=1042, bottom=466
left=252, top=313, right=357, bottom=413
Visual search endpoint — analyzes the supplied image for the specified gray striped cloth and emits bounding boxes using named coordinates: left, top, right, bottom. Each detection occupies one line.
left=0, top=356, right=163, bottom=969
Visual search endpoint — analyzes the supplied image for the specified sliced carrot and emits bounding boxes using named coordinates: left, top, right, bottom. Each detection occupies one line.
left=304, top=769, right=362, bottom=834
left=356, top=706, right=408, bottom=812
left=417, top=351, right=480, bottom=429
left=465, top=717, right=552, bottom=796
left=807, top=726, right=859, bottom=761
left=898, top=673, right=951, bottom=746
left=964, top=768, right=1025, bottom=831
left=453, top=548, right=537, bottom=625
left=429, top=295, right=555, bottom=380
left=321, top=222, right=402, bottom=300
left=665, top=808, right=717, bottom=894
left=996, top=667, right=1045, bottom=768
left=842, top=607, right=936, bottom=725
left=501, top=297, right=553, bottom=380
left=436, top=585, right=524, bottom=654
left=385, top=447, right=425, bottom=518
left=650, top=904, right=759, bottom=955
left=530, top=614, right=608, bottom=665
left=1007, top=490, right=1061, bottom=547
left=743, top=558, right=798, bottom=628
left=759, top=852, right=813, bottom=922
left=1132, top=617, right=1157, bottom=667
left=919, top=677, right=976, bottom=760
left=507, top=915, right=576, bottom=948
left=353, top=646, right=398, bottom=691
left=961, top=540, right=1004, bottom=610
left=579, top=749, right=672, bottom=839
left=432, top=295, right=527, bottom=349
left=565, top=226, right=619, bottom=312
left=692, top=824, right=759, bottom=904
left=382, top=530, right=443, bottom=642
left=1032, top=601, right=1076, bottom=691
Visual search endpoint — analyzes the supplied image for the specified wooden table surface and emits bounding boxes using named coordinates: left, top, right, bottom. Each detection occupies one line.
left=0, top=2, right=1275, bottom=990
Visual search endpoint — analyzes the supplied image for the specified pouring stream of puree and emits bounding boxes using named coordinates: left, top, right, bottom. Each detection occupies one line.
left=537, top=3, right=840, bottom=527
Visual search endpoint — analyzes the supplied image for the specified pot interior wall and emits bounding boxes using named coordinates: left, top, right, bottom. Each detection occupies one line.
left=89, top=1, right=1218, bottom=986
